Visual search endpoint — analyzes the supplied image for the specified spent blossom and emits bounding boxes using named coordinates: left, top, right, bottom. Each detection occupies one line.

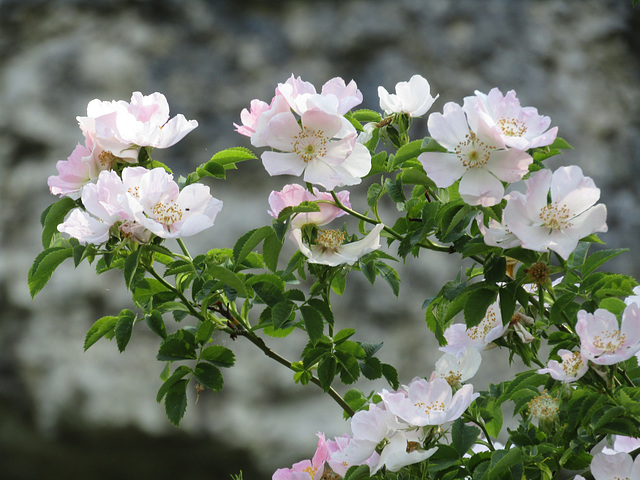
left=463, top=87, right=558, bottom=150
left=501, top=166, right=608, bottom=260
left=378, top=74, right=438, bottom=118
left=418, top=101, right=532, bottom=206
left=576, top=304, right=640, bottom=365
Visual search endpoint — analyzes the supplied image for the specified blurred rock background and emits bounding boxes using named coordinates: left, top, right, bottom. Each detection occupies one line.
left=1, top=0, right=639, bottom=478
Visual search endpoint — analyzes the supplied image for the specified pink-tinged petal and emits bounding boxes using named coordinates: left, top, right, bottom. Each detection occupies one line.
left=262, top=112, right=301, bottom=151
left=128, top=91, right=170, bottom=124
left=458, top=168, right=505, bottom=207
left=321, top=77, right=363, bottom=114
left=550, top=166, right=599, bottom=208
left=418, top=151, right=467, bottom=188
left=58, top=208, right=112, bottom=244
left=262, top=151, right=306, bottom=177
left=154, top=114, right=198, bottom=148
left=523, top=169, right=554, bottom=216
left=334, top=142, right=371, bottom=182
left=300, top=109, right=344, bottom=139
left=485, top=148, right=532, bottom=183
left=303, top=159, right=343, bottom=191
left=427, top=102, right=470, bottom=150
left=591, top=452, right=634, bottom=480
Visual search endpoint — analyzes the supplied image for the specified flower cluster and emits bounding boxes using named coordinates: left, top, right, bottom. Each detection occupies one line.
left=236, top=75, right=371, bottom=190
left=49, top=92, right=198, bottom=198
left=274, top=376, right=478, bottom=479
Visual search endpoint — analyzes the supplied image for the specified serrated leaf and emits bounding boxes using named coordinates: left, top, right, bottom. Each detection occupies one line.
left=207, top=265, right=247, bottom=297
left=194, top=362, right=224, bottom=391
left=124, top=248, right=143, bottom=290
left=271, top=301, right=296, bottom=330
left=360, top=356, right=382, bottom=380
left=145, top=310, right=167, bottom=339
left=200, top=345, right=236, bottom=367
left=317, top=355, right=336, bottom=391
left=41, top=197, right=77, bottom=248
left=582, top=248, right=628, bottom=277
left=384, top=177, right=405, bottom=204
left=489, top=447, right=522, bottom=478
left=451, top=417, right=481, bottom=456
left=84, top=315, right=118, bottom=350
left=29, top=246, right=74, bottom=297
left=376, top=262, right=400, bottom=297
left=205, top=146, right=257, bottom=171
left=307, top=298, right=334, bottom=325
left=233, top=226, right=273, bottom=267
left=157, top=330, right=197, bottom=361
left=301, top=305, right=324, bottom=344
left=367, top=183, right=383, bottom=209
left=262, top=230, right=283, bottom=272
left=156, top=365, right=192, bottom=402
left=351, top=109, right=382, bottom=123
left=115, top=309, right=136, bottom=352
left=382, top=363, right=399, bottom=389
left=164, top=379, right=188, bottom=426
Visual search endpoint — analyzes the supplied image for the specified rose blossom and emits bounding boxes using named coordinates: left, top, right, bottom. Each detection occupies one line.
left=502, top=166, right=607, bottom=260
left=418, top=101, right=532, bottom=206
left=290, top=223, right=384, bottom=266
left=576, top=304, right=640, bottom=365
left=464, top=87, right=558, bottom=150
left=378, top=74, right=438, bottom=118
left=537, top=349, right=588, bottom=383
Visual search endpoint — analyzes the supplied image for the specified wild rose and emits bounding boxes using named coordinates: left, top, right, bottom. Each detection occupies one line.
left=588, top=451, right=640, bottom=480
left=418, top=101, right=532, bottom=206
left=537, top=349, right=588, bottom=383
left=78, top=91, right=198, bottom=162
left=267, top=184, right=350, bottom=228
left=464, top=88, right=558, bottom=150
left=378, top=74, right=438, bottom=118
left=370, top=430, right=437, bottom=474
left=502, top=166, right=607, bottom=260
left=576, top=304, right=640, bottom=365
left=381, top=377, right=478, bottom=427
left=276, top=74, right=363, bottom=116
left=291, top=223, right=384, bottom=266
left=430, top=347, right=482, bottom=386
left=260, top=102, right=371, bottom=190
left=272, top=432, right=328, bottom=480
left=48, top=140, right=107, bottom=198
left=121, top=167, right=223, bottom=239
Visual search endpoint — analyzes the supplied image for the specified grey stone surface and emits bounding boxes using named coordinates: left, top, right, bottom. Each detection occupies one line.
left=1, top=0, right=639, bottom=477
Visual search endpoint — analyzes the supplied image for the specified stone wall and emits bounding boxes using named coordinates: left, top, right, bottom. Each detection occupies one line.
left=1, top=0, right=639, bottom=478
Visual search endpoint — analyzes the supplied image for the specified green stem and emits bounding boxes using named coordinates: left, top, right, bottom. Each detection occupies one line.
left=176, top=238, right=192, bottom=259
left=329, top=192, right=450, bottom=253
left=239, top=328, right=355, bottom=417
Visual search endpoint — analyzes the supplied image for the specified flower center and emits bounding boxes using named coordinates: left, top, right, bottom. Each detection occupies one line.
left=498, top=117, right=527, bottom=137
left=303, top=466, right=317, bottom=478
left=561, top=352, right=585, bottom=377
left=467, top=306, right=497, bottom=341
left=98, top=150, right=117, bottom=167
left=316, top=229, right=345, bottom=250
left=440, top=370, right=462, bottom=386
left=414, top=400, right=446, bottom=415
left=527, top=391, right=559, bottom=420
left=454, top=132, right=494, bottom=169
left=152, top=200, right=183, bottom=226
left=406, top=441, right=421, bottom=453
left=538, top=202, right=573, bottom=230
left=293, top=127, right=328, bottom=163
left=592, top=330, right=626, bottom=354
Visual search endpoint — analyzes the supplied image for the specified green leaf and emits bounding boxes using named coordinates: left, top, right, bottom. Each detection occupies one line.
left=382, top=363, right=399, bottom=390
left=263, top=230, right=283, bottom=272
left=124, top=248, right=143, bottom=290
left=307, top=298, right=334, bottom=325
left=488, top=447, right=522, bottom=478
left=351, top=109, right=381, bottom=123
left=28, top=246, right=74, bottom=297
left=156, top=365, right=192, bottom=402
left=200, top=345, right=236, bottom=367
left=145, top=310, right=167, bottom=339
left=582, top=248, right=628, bottom=277
left=196, top=160, right=226, bottom=179
left=464, top=287, right=498, bottom=328
left=301, top=305, right=324, bottom=344
left=200, top=147, right=257, bottom=177
left=366, top=183, right=383, bottom=209
left=157, top=330, right=197, bottom=361
left=277, top=201, right=321, bottom=222
left=376, top=262, right=400, bottom=297
left=233, top=226, right=274, bottom=267
left=271, top=301, right=296, bottom=330
left=115, top=309, right=136, bottom=352
left=317, top=355, right=336, bottom=391
left=84, top=315, right=118, bottom=351
left=194, top=362, right=224, bottom=391
left=451, top=417, right=481, bottom=456
left=164, top=379, right=188, bottom=426
left=391, top=139, right=430, bottom=168
left=41, top=197, right=77, bottom=248
left=548, top=136, right=573, bottom=150
left=207, top=265, right=247, bottom=297
left=343, top=464, right=371, bottom=480
left=384, top=177, right=405, bottom=204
